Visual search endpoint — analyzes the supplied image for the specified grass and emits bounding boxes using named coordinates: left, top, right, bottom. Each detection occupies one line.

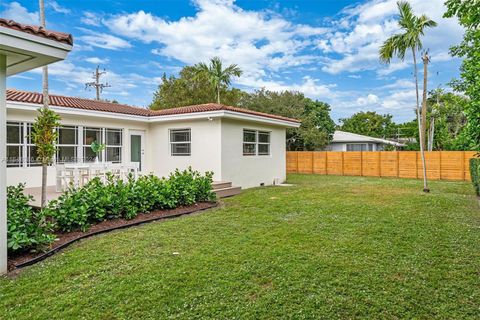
left=1, top=174, right=479, bottom=319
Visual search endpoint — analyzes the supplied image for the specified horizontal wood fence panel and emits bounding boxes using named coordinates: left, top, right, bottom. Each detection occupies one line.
left=287, top=151, right=476, bottom=182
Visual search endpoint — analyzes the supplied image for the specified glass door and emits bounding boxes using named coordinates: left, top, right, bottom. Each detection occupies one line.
left=130, top=131, right=144, bottom=171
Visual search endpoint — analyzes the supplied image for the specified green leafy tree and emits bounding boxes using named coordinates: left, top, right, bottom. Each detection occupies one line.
left=192, top=57, right=243, bottom=104
left=444, top=0, right=480, bottom=150
left=426, top=89, right=468, bottom=150
left=379, top=0, right=437, bottom=192
left=240, top=89, right=335, bottom=150
left=150, top=66, right=244, bottom=110
left=339, top=111, right=398, bottom=139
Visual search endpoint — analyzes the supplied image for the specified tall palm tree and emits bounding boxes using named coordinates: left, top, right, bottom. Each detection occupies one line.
left=193, top=57, right=242, bottom=104
left=39, top=0, right=50, bottom=208
left=379, top=1, right=437, bottom=192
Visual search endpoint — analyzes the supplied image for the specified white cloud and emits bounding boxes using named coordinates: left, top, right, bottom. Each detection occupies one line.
left=85, top=57, right=110, bottom=64
left=77, top=28, right=132, bottom=50
left=0, top=2, right=38, bottom=24
left=48, top=1, right=71, bottom=14
left=103, top=0, right=327, bottom=87
left=80, top=11, right=102, bottom=26
left=319, top=0, right=463, bottom=75
left=356, top=93, right=379, bottom=106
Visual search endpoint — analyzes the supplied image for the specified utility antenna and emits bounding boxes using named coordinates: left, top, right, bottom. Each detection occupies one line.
left=85, top=65, right=111, bottom=100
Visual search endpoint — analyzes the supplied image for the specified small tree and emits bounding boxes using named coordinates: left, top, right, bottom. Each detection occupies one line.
left=31, top=108, right=60, bottom=208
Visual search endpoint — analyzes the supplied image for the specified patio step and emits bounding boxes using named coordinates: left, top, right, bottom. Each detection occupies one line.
left=212, top=181, right=241, bottom=198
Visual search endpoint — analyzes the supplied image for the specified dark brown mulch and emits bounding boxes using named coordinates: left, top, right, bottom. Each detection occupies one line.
left=7, top=202, right=217, bottom=271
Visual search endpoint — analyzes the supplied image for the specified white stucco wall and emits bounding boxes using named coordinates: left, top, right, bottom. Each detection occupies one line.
left=6, top=107, right=149, bottom=188
left=220, top=118, right=286, bottom=189
left=148, top=118, right=222, bottom=181
left=7, top=106, right=291, bottom=190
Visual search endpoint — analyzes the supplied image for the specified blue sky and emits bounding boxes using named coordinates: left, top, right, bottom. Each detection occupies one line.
left=2, top=0, right=464, bottom=123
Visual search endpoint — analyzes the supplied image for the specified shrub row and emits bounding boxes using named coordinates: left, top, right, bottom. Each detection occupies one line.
left=7, top=168, right=216, bottom=253
left=470, top=158, right=480, bottom=196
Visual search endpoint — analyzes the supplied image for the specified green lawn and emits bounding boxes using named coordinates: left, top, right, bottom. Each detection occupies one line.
left=1, top=174, right=479, bottom=319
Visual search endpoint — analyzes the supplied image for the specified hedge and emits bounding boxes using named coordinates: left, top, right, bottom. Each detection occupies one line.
left=7, top=168, right=216, bottom=253
left=470, top=158, right=480, bottom=197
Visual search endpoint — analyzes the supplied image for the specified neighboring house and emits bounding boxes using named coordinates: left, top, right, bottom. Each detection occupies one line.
left=327, top=130, right=405, bottom=151
left=6, top=90, right=300, bottom=189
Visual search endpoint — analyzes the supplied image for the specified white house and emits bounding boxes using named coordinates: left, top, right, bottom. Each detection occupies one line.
left=327, top=130, right=405, bottom=151
left=6, top=90, right=300, bottom=190
left=1, top=18, right=73, bottom=273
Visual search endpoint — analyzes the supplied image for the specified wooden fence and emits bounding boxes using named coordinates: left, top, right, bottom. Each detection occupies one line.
left=286, top=151, right=477, bottom=181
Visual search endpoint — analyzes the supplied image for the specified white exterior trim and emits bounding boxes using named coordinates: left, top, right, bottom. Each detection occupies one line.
left=7, top=101, right=301, bottom=128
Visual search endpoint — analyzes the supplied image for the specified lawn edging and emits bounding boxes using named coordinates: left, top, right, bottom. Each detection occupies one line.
left=9, top=201, right=218, bottom=272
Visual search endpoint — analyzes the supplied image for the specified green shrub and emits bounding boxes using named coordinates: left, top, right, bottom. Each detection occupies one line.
left=470, top=158, right=480, bottom=196
left=47, top=169, right=216, bottom=232
left=7, top=184, right=56, bottom=252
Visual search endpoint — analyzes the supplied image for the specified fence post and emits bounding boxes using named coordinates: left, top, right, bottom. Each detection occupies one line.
left=325, top=151, right=328, bottom=175
left=377, top=152, right=381, bottom=177
left=415, top=151, right=419, bottom=179
left=439, top=151, right=442, bottom=180
left=311, top=151, right=314, bottom=174
left=462, top=151, right=466, bottom=181
left=341, top=152, right=344, bottom=176
left=360, top=151, right=363, bottom=176
left=396, top=151, right=399, bottom=177
left=296, top=152, right=299, bottom=173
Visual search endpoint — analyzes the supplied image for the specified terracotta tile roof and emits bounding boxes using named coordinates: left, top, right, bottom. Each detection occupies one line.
left=152, top=103, right=300, bottom=123
left=6, top=89, right=300, bottom=123
left=0, top=18, right=73, bottom=45
left=6, top=89, right=152, bottom=116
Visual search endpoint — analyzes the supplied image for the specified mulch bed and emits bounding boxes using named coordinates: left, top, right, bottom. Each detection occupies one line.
left=7, top=202, right=217, bottom=272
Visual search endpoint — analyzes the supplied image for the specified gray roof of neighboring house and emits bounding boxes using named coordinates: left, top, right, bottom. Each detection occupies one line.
left=332, top=130, right=405, bottom=147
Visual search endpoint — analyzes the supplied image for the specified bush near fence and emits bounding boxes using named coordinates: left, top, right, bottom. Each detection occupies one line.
left=287, top=151, right=476, bottom=181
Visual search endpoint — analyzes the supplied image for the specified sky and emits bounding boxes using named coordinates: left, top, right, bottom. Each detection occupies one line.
left=2, top=0, right=464, bottom=123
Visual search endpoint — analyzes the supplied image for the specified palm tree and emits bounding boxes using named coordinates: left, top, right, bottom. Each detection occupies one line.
left=39, top=0, right=51, bottom=208
left=379, top=1, right=437, bottom=192
left=193, top=57, right=242, bottom=104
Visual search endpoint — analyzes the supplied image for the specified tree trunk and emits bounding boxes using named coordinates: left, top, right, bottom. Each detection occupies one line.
left=39, top=0, right=50, bottom=207
left=216, top=84, right=220, bottom=104
left=412, top=48, right=429, bottom=192
left=421, top=52, right=429, bottom=152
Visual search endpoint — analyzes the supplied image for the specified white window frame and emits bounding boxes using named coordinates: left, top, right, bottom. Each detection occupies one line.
left=6, top=121, right=23, bottom=168
left=243, top=129, right=271, bottom=156
left=56, top=125, right=78, bottom=164
left=346, top=143, right=374, bottom=152
left=105, top=128, right=123, bottom=163
left=7, top=123, right=125, bottom=166
left=170, top=128, right=191, bottom=156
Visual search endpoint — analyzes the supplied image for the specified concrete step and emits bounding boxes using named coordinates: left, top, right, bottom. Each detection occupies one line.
left=214, top=186, right=242, bottom=198
left=212, top=181, right=232, bottom=190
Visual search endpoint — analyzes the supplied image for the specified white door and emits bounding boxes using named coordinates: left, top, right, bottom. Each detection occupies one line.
left=130, top=131, right=145, bottom=171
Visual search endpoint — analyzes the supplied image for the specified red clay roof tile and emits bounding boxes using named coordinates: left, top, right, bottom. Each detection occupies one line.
left=0, top=18, right=73, bottom=45
left=6, top=89, right=300, bottom=123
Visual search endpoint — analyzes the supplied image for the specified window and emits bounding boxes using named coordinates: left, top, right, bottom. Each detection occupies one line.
left=346, top=143, right=374, bottom=151
left=170, top=129, right=191, bottom=156
left=26, top=124, right=41, bottom=166
left=243, top=129, right=270, bottom=156
left=6, top=124, right=123, bottom=166
left=105, top=129, right=122, bottom=163
left=56, top=126, right=78, bottom=164
left=6, top=122, right=23, bottom=167
left=83, top=127, right=102, bottom=162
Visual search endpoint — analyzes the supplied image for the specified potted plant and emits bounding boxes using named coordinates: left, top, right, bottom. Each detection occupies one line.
left=91, top=140, right=106, bottom=163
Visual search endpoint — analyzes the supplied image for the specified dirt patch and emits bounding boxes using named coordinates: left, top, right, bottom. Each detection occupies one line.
left=7, top=202, right=217, bottom=272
